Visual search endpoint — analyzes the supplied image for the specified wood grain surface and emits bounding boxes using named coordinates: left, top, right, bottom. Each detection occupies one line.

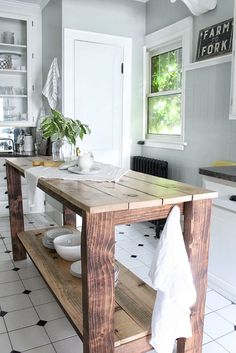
left=5, top=157, right=217, bottom=215
left=17, top=228, right=155, bottom=352
left=6, top=163, right=26, bottom=261
left=177, top=199, right=212, bottom=353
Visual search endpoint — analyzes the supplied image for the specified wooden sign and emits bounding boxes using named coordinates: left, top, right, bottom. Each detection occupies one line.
left=196, top=18, right=233, bottom=61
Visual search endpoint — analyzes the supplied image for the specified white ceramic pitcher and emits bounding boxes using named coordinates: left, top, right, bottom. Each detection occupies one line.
left=77, top=152, right=94, bottom=171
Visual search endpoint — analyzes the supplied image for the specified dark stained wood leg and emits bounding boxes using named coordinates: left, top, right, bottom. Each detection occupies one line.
left=81, top=211, right=115, bottom=353
left=177, top=199, right=212, bottom=353
left=63, top=205, right=76, bottom=227
left=6, top=164, right=26, bottom=261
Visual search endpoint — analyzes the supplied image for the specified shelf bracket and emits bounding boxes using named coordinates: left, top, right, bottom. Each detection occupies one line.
left=170, top=0, right=217, bottom=16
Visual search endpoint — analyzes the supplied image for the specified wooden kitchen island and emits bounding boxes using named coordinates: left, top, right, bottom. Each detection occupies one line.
left=5, top=157, right=217, bottom=353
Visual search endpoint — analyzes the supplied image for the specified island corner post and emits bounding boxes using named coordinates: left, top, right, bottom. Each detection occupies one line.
left=5, top=158, right=214, bottom=353
left=6, top=162, right=26, bottom=261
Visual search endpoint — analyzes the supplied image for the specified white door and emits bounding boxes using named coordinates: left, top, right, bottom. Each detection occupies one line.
left=63, top=29, right=132, bottom=168
left=74, top=41, right=123, bottom=166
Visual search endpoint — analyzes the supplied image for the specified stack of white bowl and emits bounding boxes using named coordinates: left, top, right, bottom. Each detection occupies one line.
left=42, top=228, right=119, bottom=285
left=53, top=233, right=81, bottom=261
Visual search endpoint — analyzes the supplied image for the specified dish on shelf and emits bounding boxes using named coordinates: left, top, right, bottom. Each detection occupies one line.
left=3, top=105, right=15, bottom=111
left=70, top=260, right=82, bottom=278
left=42, top=227, right=75, bottom=249
left=70, top=260, right=120, bottom=286
left=54, top=233, right=81, bottom=261
left=68, top=166, right=101, bottom=175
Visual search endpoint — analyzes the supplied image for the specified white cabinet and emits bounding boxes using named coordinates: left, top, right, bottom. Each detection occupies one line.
left=230, top=0, right=236, bottom=119
left=0, top=1, right=41, bottom=126
left=202, top=176, right=236, bottom=302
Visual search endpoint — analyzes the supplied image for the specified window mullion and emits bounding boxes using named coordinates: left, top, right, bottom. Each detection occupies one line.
left=148, top=89, right=182, bottom=98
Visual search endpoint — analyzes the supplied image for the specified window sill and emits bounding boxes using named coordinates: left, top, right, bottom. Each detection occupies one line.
left=139, top=140, right=187, bottom=151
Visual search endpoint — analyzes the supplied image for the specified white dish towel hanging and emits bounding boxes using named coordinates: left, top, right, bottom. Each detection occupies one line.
left=42, top=57, right=60, bottom=110
left=149, top=205, right=196, bottom=353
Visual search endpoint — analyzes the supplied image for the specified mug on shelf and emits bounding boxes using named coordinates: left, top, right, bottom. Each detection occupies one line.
left=2, top=31, right=15, bottom=44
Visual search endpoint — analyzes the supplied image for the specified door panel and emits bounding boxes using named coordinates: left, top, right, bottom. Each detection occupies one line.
left=74, top=40, right=123, bottom=166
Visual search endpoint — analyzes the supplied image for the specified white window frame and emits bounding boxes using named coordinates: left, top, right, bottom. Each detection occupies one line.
left=143, top=17, right=193, bottom=150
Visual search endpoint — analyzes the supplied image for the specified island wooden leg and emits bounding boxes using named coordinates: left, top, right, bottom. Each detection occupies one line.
left=81, top=211, right=115, bottom=353
left=63, top=205, right=76, bottom=227
left=177, top=199, right=212, bottom=353
left=6, top=164, right=26, bottom=261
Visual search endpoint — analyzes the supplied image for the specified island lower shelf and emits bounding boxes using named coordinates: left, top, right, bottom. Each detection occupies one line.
left=18, top=229, right=155, bottom=353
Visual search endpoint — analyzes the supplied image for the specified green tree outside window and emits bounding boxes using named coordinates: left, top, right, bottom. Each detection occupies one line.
left=148, top=47, right=182, bottom=136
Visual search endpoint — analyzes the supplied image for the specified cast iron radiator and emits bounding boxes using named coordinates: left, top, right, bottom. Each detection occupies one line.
left=131, top=156, right=168, bottom=237
left=132, top=156, right=168, bottom=178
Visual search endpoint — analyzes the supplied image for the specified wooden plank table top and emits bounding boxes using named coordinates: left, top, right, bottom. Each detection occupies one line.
left=5, top=157, right=217, bottom=214
left=5, top=156, right=217, bottom=353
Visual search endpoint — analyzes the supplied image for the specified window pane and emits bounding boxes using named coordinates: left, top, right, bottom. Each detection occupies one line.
left=148, top=94, right=181, bottom=135
left=151, top=48, right=182, bottom=93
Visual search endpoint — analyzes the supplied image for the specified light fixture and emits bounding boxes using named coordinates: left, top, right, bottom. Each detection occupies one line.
left=170, top=0, right=217, bottom=16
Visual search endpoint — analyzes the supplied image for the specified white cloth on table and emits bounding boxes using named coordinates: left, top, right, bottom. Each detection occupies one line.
left=149, top=205, right=196, bottom=353
left=42, top=57, right=60, bottom=110
left=25, top=167, right=48, bottom=210
left=25, top=161, right=128, bottom=209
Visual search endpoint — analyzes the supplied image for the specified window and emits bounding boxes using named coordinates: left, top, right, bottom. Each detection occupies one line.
left=144, top=17, right=192, bottom=149
left=148, top=47, right=182, bottom=136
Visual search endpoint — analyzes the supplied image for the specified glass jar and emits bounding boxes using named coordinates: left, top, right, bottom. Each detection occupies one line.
left=52, top=139, right=75, bottom=161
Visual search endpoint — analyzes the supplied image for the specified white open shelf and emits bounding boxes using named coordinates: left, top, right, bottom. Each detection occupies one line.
left=0, top=69, right=27, bottom=75
left=0, top=42, right=27, bottom=49
left=0, top=95, right=27, bottom=98
left=185, top=54, right=232, bottom=71
left=0, top=50, right=23, bottom=56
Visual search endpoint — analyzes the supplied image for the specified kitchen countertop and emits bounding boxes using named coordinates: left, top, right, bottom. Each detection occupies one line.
left=0, top=152, right=36, bottom=158
left=199, top=166, right=236, bottom=182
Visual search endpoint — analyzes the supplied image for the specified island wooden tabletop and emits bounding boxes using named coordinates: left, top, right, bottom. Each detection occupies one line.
left=5, top=156, right=217, bottom=214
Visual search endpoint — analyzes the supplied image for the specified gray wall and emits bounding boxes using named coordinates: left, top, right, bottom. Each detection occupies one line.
left=143, top=0, right=236, bottom=185
left=62, top=0, right=145, bottom=156
left=42, top=0, right=62, bottom=111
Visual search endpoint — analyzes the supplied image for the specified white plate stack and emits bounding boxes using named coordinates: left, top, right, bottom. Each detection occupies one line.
left=42, top=227, right=74, bottom=249
left=70, top=260, right=120, bottom=287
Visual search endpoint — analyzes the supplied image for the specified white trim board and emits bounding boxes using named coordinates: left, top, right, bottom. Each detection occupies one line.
left=63, top=29, right=132, bottom=169
left=208, top=272, right=236, bottom=303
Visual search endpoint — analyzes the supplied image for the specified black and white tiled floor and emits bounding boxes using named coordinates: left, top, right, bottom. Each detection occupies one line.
left=0, top=214, right=235, bottom=353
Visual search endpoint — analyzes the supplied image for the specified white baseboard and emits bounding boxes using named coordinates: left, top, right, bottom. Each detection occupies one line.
left=208, top=272, right=236, bottom=303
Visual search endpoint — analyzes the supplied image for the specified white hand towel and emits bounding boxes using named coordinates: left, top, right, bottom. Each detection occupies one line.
left=25, top=166, right=50, bottom=210
left=42, top=57, right=60, bottom=110
left=149, top=205, right=196, bottom=353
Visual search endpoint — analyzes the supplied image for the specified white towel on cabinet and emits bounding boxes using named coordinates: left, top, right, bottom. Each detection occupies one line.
left=42, top=57, right=60, bottom=110
left=149, top=205, right=196, bottom=353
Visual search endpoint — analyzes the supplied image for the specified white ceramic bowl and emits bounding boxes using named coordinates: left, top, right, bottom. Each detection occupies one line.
left=53, top=233, right=81, bottom=261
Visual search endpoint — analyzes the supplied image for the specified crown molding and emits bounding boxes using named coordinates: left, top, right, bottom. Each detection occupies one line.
left=0, top=0, right=40, bottom=9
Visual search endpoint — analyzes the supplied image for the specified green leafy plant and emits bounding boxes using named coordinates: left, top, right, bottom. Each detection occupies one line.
left=40, top=110, right=91, bottom=145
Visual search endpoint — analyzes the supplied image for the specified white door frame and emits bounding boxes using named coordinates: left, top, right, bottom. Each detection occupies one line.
left=63, top=28, right=132, bottom=168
